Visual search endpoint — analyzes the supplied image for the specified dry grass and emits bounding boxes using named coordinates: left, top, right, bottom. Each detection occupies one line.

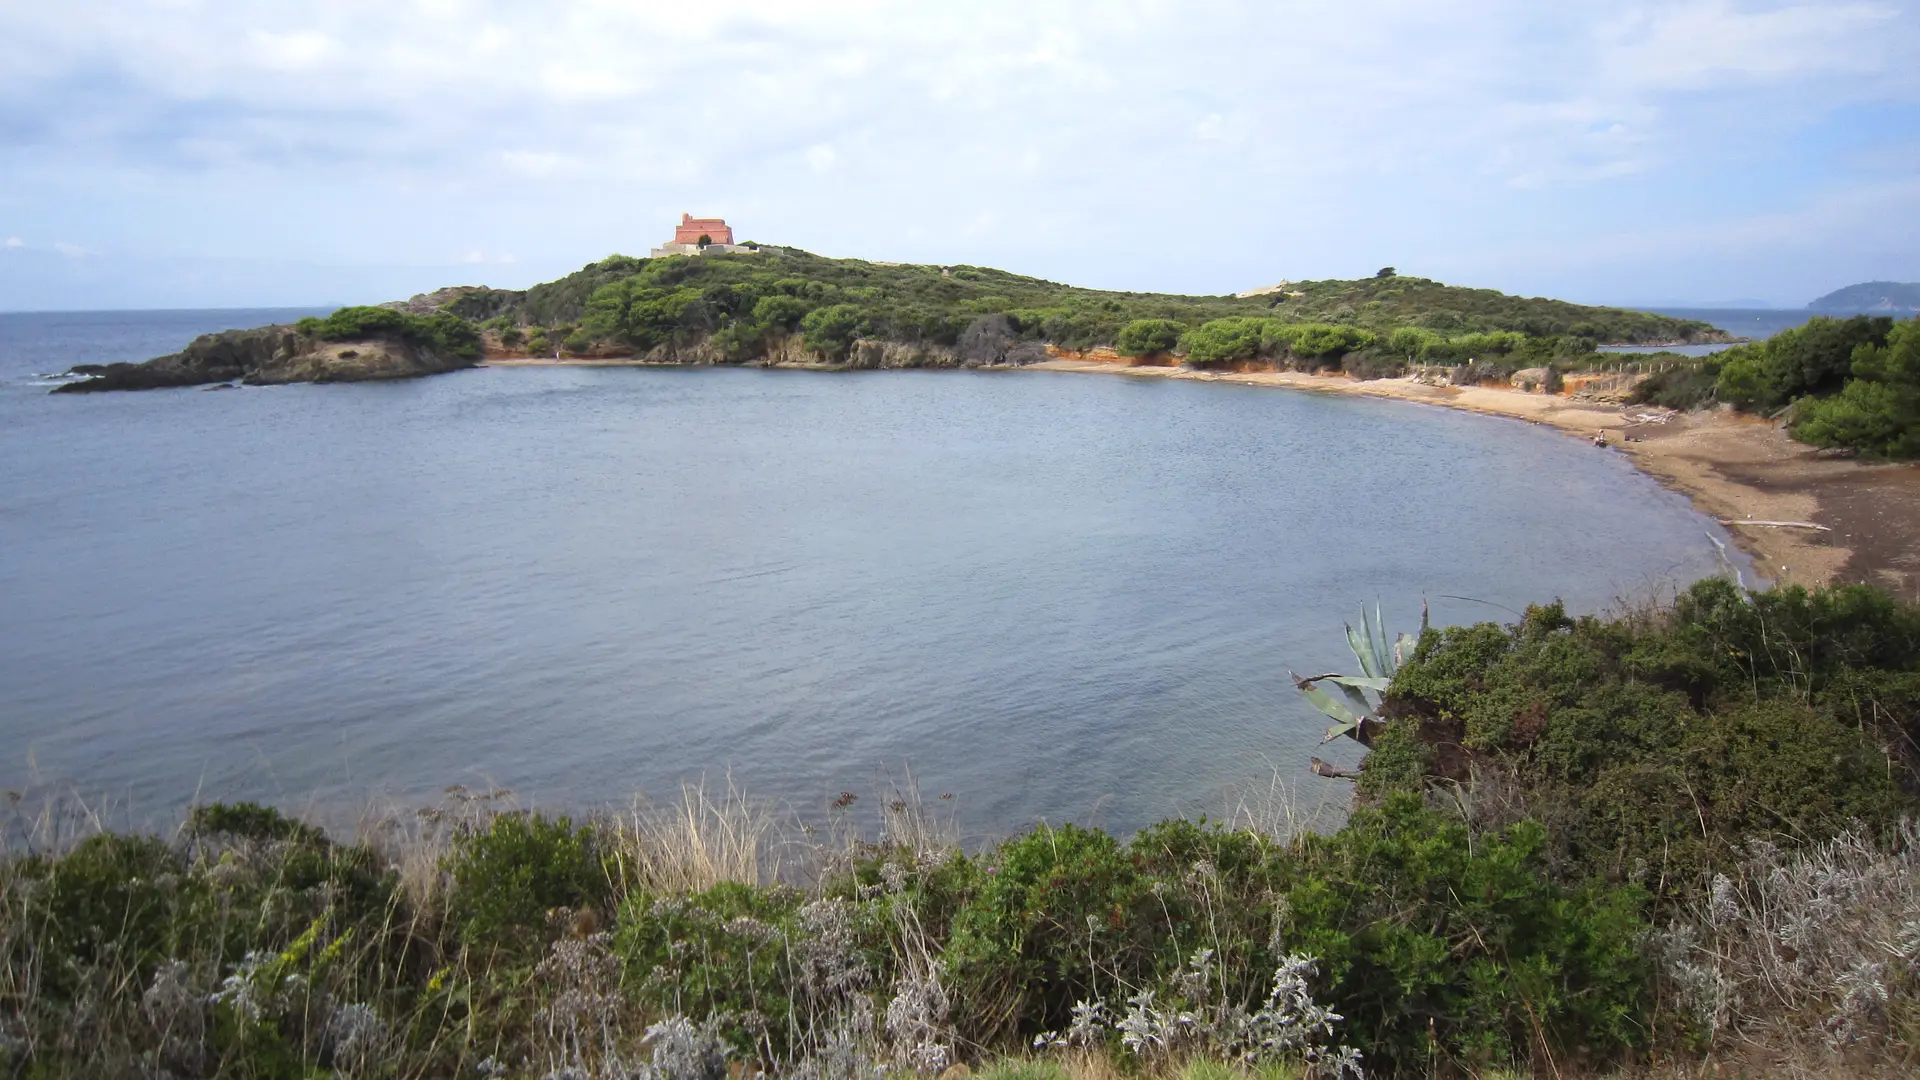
left=871, top=769, right=962, bottom=858
left=611, top=776, right=782, bottom=894
left=1221, top=767, right=1340, bottom=842
left=2, top=785, right=146, bottom=857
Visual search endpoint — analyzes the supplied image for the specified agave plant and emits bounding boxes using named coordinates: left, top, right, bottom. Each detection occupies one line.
left=1292, top=600, right=1427, bottom=746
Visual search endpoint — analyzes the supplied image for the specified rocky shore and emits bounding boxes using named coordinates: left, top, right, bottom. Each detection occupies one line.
left=51, top=325, right=476, bottom=393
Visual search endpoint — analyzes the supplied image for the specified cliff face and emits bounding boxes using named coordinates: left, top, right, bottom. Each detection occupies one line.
left=52, top=326, right=477, bottom=393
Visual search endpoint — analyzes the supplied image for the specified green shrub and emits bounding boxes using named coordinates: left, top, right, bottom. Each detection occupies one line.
left=943, top=823, right=1149, bottom=1038
left=1116, top=318, right=1185, bottom=357
left=295, top=306, right=481, bottom=359
left=615, top=882, right=811, bottom=1055
left=1287, top=796, right=1651, bottom=1073
left=1667, top=577, right=1920, bottom=693
left=1277, top=323, right=1376, bottom=360
left=19, top=834, right=187, bottom=980
left=1417, top=330, right=1525, bottom=365
left=753, top=294, right=813, bottom=332
left=1181, top=317, right=1273, bottom=366
left=940, top=818, right=1296, bottom=1045
left=801, top=303, right=867, bottom=359
left=1375, top=580, right=1920, bottom=897
left=1792, top=369, right=1919, bottom=458
left=445, top=812, right=614, bottom=944
left=1387, top=326, right=1443, bottom=359
left=188, top=800, right=326, bottom=847
left=1717, top=315, right=1895, bottom=412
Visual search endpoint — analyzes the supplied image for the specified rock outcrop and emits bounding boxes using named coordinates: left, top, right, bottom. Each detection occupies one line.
left=52, top=326, right=476, bottom=393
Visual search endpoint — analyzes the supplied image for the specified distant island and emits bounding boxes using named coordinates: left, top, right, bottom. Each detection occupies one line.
left=1808, top=280, right=1920, bottom=312
left=54, top=215, right=1730, bottom=393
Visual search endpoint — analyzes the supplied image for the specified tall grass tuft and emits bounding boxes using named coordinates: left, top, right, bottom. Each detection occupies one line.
left=612, top=777, right=780, bottom=895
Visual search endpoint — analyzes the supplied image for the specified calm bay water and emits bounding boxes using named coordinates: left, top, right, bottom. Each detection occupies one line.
left=1, top=310, right=1747, bottom=836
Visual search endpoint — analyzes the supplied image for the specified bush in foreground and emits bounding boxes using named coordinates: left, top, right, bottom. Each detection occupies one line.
left=1369, top=579, right=1920, bottom=901
left=4, top=580, right=1920, bottom=1077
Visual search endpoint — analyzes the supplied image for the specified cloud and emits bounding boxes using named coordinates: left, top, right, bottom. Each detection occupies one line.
left=248, top=29, right=336, bottom=72
left=1599, top=2, right=1903, bottom=91
left=0, top=1, right=1915, bottom=305
left=4, top=237, right=22, bottom=248
left=499, top=150, right=569, bottom=178
left=52, top=241, right=87, bottom=258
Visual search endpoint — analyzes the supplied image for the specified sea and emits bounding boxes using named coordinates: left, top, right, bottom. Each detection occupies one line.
left=1600, top=307, right=1822, bottom=356
left=0, top=309, right=1753, bottom=838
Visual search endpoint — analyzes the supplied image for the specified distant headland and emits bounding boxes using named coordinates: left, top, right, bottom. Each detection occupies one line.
left=1808, top=280, right=1920, bottom=313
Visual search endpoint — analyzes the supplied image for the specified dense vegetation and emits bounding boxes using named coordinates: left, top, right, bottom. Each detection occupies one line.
left=5, top=578, right=1918, bottom=1078
left=1666, top=315, right=1920, bottom=457
left=424, top=251, right=1722, bottom=369
left=1364, top=578, right=1920, bottom=899
left=1788, top=317, right=1920, bottom=457
left=294, top=307, right=482, bottom=361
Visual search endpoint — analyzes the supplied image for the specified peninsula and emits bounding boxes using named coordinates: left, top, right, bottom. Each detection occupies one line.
left=55, top=231, right=1728, bottom=393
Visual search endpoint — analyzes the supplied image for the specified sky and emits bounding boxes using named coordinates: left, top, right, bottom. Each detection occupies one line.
left=2, top=0, right=1919, bottom=311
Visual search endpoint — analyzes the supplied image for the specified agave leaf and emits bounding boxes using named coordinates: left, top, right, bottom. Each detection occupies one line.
left=1322, top=717, right=1365, bottom=744
left=1304, top=600, right=1426, bottom=747
left=1346, top=623, right=1380, bottom=679
left=1317, top=674, right=1390, bottom=692
left=1331, top=680, right=1373, bottom=715
left=1375, top=601, right=1389, bottom=671
left=1292, top=670, right=1360, bottom=727
left=1366, top=605, right=1386, bottom=673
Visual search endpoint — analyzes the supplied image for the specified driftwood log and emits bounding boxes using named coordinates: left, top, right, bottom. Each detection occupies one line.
left=1310, top=757, right=1361, bottom=781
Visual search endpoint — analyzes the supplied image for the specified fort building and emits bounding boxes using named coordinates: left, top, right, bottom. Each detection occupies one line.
left=650, top=214, right=760, bottom=257
left=675, top=215, right=733, bottom=246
